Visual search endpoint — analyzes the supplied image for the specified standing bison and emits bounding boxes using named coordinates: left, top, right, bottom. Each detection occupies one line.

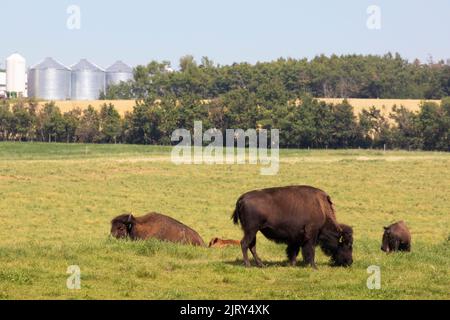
left=111, top=212, right=205, bottom=246
left=381, top=221, right=411, bottom=253
left=232, top=186, right=353, bottom=268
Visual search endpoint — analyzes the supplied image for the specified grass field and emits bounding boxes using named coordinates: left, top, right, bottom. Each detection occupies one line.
left=0, top=143, right=448, bottom=300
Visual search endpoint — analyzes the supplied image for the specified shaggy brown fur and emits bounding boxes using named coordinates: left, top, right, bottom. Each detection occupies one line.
left=381, top=221, right=411, bottom=253
left=111, top=212, right=205, bottom=246
left=232, top=186, right=353, bottom=268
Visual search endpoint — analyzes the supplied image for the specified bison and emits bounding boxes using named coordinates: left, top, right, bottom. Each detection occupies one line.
left=209, top=238, right=241, bottom=248
left=232, top=186, right=353, bottom=268
left=111, top=212, right=205, bottom=246
left=381, top=221, right=411, bottom=253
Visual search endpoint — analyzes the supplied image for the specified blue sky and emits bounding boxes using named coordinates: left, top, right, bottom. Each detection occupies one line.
left=1, top=0, right=449, bottom=69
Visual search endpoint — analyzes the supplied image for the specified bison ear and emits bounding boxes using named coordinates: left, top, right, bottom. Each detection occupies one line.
left=127, top=214, right=135, bottom=224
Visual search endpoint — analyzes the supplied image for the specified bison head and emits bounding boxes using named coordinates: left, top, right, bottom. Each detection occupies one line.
left=111, top=213, right=136, bottom=239
left=209, top=238, right=219, bottom=247
left=319, top=224, right=353, bottom=267
left=381, top=226, right=392, bottom=253
left=332, top=224, right=353, bottom=267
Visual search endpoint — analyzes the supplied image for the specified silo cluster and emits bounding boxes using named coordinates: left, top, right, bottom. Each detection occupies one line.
left=26, top=58, right=133, bottom=101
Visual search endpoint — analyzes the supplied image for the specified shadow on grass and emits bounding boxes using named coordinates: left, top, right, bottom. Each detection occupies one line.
left=224, top=259, right=331, bottom=269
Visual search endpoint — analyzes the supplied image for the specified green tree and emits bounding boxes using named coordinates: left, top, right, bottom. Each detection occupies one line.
left=358, top=107, right=392, bottom=148
left=37, top=102, right=65, bottom=142
left=99, top=104, right=122, bottom=143
left=389, top=105, right=422, bottom=149
left=63, top=108, right=82, bottom=143
left=0, top=101, right=12, bottom=141
left=125, top=100, right=161, bottom=145
left=331, top=100, right=359, bottom=148
left=103, top=81, right=134, bottom=100
left=441, top=97, right=450, bottom=151
left=75, top=106, right=101, bottom=143
left=10, top=102, right=35, bottom=141
left=417, top=102, right=448, bottom=150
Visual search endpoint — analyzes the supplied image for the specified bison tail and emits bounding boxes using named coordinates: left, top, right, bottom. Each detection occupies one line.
left=232, top=207, right=240, bottom=225
left=232, top=197, right=242, bottom=225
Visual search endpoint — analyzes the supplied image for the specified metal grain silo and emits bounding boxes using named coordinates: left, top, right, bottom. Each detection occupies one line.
left=106, top=61, right=133, bottom=87
left=71, top=59, right=105, bottom=100
left=28, top=57, right=71, bottom=100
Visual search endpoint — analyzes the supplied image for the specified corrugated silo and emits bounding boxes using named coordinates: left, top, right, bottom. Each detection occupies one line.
left=106, top=61, right=133, bottom=87
left=6, top=53, right=26, bottom=97
left=28, top=57, right=71, bottom=100
left=71, top=59, right=105, bottom=100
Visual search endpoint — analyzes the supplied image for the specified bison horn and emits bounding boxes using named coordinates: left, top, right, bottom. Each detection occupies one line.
left=127, top=214, right=133, bottom=223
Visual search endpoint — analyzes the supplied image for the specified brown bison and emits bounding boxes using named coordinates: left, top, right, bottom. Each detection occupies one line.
left=381, top=221, right=411, bottom=253
left=209, top=238, right=241, bottom=248
left=111, top=212, right=205, bottom=246
left=232, top=186, right=353, bottom=268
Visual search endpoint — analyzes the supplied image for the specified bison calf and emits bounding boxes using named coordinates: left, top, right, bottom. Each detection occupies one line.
left=381, top=221, right=411, bottom=253
left=111, top=212, right=205, bottom=246
left=209, top=238, right=241, bottom=248
left=232, top=186, right=353, bottom=268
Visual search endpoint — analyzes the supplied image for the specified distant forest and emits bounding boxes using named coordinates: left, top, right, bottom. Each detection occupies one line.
left=103, top=53, right=450, bottom=100
left=0, top=53, right=449, bottom=151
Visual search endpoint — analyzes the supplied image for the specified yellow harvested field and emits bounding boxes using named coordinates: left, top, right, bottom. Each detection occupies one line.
left=36, top=100, right=137, bottom=116
left=36, top=98, right=441, bottom=117
left=319, top=98, right=441, bottom=116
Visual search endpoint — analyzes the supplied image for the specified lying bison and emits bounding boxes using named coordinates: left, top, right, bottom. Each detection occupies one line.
left=111, top=212, right=205, bottom=246
left=232, top=186, right=353, bottom=268
left=381, top=221, right=411, bottom=253
left=209, top=238, right=241, bottom=248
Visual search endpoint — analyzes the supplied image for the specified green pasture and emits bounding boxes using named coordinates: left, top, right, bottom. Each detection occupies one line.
left=0, top=143, right=448, bottom=299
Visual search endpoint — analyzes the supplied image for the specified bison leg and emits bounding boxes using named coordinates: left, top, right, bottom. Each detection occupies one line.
left=400, top=242, right=411, bottom=252
left=241, top=239, right=251, bottom=268
left=249, top=238, right=264, bottom=268
left=393, top=239, right=400, bottom=252
left=405, top=243, right=411, bottom=252
left=286, top=244, right=300, bottom=266
left=301, top=241, right=317, bottom=269
left=241, top=231, right=260, bottom=268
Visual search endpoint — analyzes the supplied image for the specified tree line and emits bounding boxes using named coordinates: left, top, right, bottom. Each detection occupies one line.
left=102, top=53, right=450, bottom=101
left=0, top=101, right=121, bottom=144
left=1, top=96, right=449, bottom=151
